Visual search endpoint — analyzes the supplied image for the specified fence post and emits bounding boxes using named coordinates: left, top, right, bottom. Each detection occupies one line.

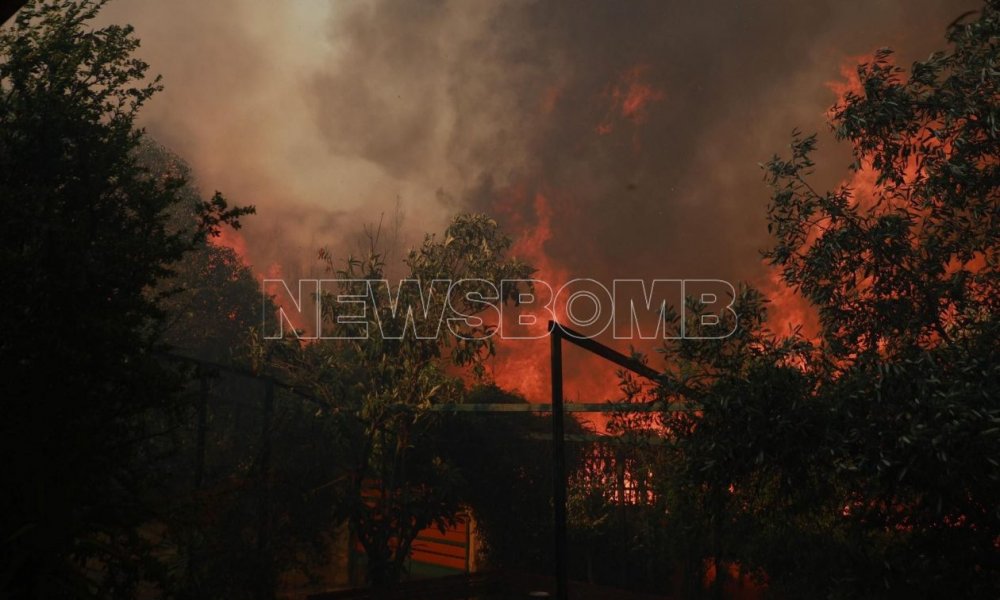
left=549, top=321, right=568, bottom=600
left=195, top=373, right=208, bottom=488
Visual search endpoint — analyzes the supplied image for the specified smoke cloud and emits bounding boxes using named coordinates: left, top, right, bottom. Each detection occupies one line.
left=99, top=0, right=974, bottom=405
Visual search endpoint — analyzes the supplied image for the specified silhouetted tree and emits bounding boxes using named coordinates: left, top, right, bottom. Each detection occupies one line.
left=761, top=2, right=1000, bottom=595
left=0, top=2, right=251, bottom=597
left=263, top=214, right=533, bottom=586
left=652, top=288, right=817, bottom=599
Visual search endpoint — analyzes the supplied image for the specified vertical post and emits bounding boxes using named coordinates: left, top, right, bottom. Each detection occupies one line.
left=549, top=321, right=568, bottom=600
left=195, top=373, right=208, bottom=488
left=257, top=378, right=276, bottom=600
left=616, top=449, right=628, bottom=588
left=465, top=514, right=472, bottom=574
left=188, top=370, right=210, bottom=595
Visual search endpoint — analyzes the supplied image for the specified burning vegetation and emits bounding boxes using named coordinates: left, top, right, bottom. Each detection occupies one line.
left=1, top=1, right=998, bottom=599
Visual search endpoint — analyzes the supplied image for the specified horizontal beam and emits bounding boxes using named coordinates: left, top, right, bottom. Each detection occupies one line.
left=525, top=432, right=673, bottom=445
left=550, top=321, right=662, bottom=382
left=429, top=401, right=694, bottom=413
left=159, top=352, right=325, bottom=406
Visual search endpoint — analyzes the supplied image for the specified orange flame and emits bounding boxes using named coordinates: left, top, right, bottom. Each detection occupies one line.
left=210, top=228, right=312, bottom=334
left=487, top=189, right=628, bottom=429
left=596, top=64, right=665, bottom=138
left=758, top=268, right=820, bottom=341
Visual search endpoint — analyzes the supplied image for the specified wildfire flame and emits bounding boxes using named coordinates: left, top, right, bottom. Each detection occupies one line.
left=597, top=64, right=665, bottom=135
left=209, top=228, right=313, bottom=334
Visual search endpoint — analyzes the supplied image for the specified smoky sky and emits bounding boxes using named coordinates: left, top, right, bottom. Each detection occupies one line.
left=90, top=0, right=976, bottom=407
left=101, top=0, right=972, bottom=292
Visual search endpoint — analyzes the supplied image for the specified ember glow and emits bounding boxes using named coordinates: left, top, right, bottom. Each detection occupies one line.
left=5, top=1, right=994, bottom=598
left=596, top=65, right=666, bottom=138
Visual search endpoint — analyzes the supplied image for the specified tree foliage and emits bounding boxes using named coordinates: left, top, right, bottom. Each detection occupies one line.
left=634, top=5, right=1000, bottom=598
left=755, top=3, right=1000, bottom=595
left=0, top=2, right=251, bottom=597
left=261, top=214, right=532, bottom=586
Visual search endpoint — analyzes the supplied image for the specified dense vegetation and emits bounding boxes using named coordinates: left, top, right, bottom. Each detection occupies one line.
left=0, top=2, right=254, bottom=597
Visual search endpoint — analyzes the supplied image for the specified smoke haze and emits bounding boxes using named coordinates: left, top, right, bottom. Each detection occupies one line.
left=99, top=0, right=975, bottom=404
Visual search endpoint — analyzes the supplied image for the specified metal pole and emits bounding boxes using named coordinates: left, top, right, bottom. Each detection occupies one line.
left=195, top=373, right=208, bottom=488
left=549, top=321, right=568, bottom=600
